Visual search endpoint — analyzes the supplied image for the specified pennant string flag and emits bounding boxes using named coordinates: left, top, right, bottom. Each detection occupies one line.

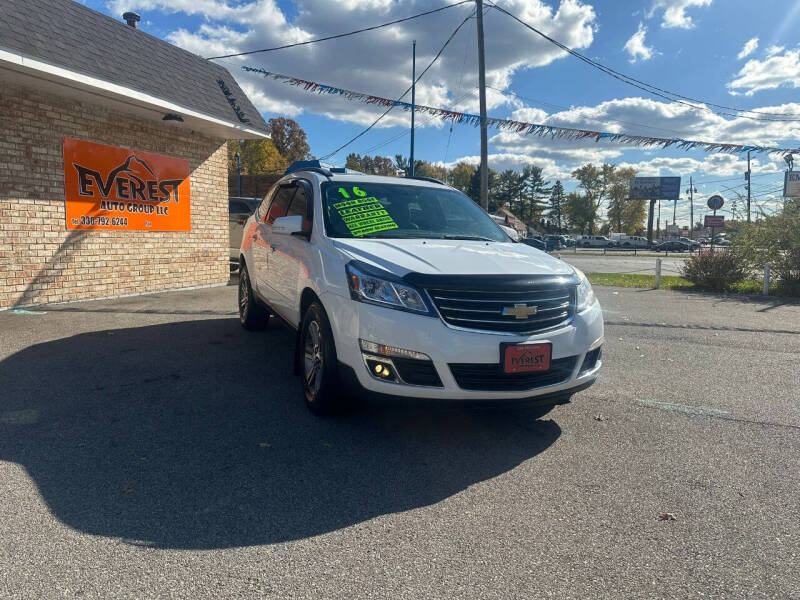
left=243, top=66, right=800, bottom=156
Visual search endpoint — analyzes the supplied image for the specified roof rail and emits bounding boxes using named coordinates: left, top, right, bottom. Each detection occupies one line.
left=406, top=175, right=447, bottom=186
left=285, top=160, right=333, bottom=177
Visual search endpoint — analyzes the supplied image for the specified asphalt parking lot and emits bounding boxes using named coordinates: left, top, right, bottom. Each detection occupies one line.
left=1, top=282, right=798, bottom=599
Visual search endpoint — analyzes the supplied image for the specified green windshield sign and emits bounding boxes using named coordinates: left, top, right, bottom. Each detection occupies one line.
left=332, top=188, right=398, bottom=237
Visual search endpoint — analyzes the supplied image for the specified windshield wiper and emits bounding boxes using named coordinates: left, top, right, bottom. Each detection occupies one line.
left=442, top=234, right=496, bottom=241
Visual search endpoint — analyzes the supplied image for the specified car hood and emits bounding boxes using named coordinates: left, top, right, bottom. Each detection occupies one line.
left=330, top=238, right=576, bottom=277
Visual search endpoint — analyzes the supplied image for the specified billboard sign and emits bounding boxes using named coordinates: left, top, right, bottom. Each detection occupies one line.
left=784, top=171, right=800, bottom=198
left=704, top=215, right=724, bottom=228
left=63, top=138, right=191, bottom=231
left=629, top=177, right=681, bottom=200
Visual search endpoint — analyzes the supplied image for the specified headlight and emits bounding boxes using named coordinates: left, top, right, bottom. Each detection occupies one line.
left=346, top=262, right=432, bottom=315
left=574, top=268, right=596, bottom=311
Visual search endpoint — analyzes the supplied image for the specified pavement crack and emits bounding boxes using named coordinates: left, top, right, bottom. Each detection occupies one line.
left=606, top=320, right=800, bottom=335
left=635, top=399, right=800, bottom=431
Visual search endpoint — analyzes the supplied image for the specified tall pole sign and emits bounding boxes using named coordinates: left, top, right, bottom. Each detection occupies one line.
left=706, top=194, right=724, bottom=252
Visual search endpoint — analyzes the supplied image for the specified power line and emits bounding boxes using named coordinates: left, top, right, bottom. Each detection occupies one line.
left=205, top=0, right=471, bottom=60
left=487, top=1, right=800, bottom=123
left=694, top=171, right=782, bottom=185
left=319, top=8, right=477, bottom=161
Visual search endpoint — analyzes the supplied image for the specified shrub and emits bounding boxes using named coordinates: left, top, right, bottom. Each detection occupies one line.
left=733, top=205, right=800, bottom=295
left=681, top=250, right=747, bottom=291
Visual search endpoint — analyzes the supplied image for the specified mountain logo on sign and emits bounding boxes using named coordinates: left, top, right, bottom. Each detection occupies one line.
left=73, top=154, right=183, bottom=204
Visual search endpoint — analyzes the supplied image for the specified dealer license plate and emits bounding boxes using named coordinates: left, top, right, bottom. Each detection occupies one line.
left=502, top=343, right=551, bottom=374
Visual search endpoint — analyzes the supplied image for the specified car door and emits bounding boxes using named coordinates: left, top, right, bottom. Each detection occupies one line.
left=268, top=180, right=313, bottom=324
left=253, top=184, right=295, bottom=304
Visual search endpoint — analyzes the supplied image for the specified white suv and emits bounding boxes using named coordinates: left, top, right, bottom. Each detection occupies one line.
left=238, top=163, right=603, bottom=415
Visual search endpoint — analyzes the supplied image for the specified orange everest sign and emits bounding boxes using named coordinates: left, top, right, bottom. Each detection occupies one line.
left=63, top=138, right=191, bottom=231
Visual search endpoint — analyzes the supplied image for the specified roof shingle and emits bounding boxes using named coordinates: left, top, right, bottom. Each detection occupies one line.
left=0, top=0, right=269, bottom=134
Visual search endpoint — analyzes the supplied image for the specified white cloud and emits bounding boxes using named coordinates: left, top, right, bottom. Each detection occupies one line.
left=736, top=37, right=758, bottom=60
left=110, top=0, right=597, bottom=129
left=436, top=96, right=793, bottom=188
left=728, top=48, right=800, bottom=95
left=648, top=0, right=712, bottom=29
left=623, top=23, right=655, bottom=63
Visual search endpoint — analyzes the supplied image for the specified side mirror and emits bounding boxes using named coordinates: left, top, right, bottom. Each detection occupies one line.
left=272, top=214, right=304, bottom=236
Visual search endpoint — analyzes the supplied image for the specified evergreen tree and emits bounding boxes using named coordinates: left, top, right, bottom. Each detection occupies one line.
left=548, top=180, right=566, bottom=231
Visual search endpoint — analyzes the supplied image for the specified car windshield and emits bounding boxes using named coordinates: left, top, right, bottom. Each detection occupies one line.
left=321, top=181, right=508, bottom=241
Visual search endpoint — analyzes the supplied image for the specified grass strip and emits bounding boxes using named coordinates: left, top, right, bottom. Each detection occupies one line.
left=586, top=273, right=692, bottom=290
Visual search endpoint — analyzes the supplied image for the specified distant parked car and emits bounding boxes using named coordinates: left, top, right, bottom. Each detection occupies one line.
left=577, top=235, right=612, bottom=248
left=713, top=237, right=730, bottom=246
left=229, top=197, right=261, bottom=264
left=678, top=237, right=701, bottom=250
left=560, top=235, right=574, bottom=247
left=655, top=240, right=690, bottom=253
left=520, top=237, right=546, bottom=251
left=544, top=235, right=563, bottom=250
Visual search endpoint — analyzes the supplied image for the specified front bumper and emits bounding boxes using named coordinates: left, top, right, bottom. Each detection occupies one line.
left=322, top=291, right=604, bottom=402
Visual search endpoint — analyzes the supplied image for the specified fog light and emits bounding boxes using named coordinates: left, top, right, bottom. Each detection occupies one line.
left=365, top=358, right=398, bottom=382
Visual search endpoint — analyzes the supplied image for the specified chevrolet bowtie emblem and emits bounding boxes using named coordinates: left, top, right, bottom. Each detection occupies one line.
left=502, top=303, right=538, bottom=319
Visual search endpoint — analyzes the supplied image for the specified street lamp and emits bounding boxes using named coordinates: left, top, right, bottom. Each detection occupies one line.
left=234, top=152, right=242, bottom=197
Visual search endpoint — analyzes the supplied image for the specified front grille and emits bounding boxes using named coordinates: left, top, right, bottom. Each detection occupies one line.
left=449, top=356, right=577, bottom=391
left=392, top=357, right=443, bottom=387
left=424, top=280, right=576, bottom=335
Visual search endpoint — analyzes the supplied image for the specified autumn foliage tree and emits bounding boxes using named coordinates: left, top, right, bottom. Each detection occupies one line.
left=268, top=117, right=310, bottom=163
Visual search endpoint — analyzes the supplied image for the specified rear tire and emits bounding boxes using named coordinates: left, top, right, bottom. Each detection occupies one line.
left=238, top=263, right=269, bottom=331
left=300, top=302, right=347, bottom=416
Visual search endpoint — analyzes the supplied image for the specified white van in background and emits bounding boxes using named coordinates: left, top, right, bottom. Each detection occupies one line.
left=609, top=234, right=649, bottom=248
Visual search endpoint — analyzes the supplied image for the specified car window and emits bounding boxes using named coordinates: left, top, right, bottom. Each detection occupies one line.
left=321, top=182, right=506, bottom=241
left=257, top=189, right=277, bottom=222
left=266, top=185, right=295, bottom=224
left=229, top=200, right=249, bottom=215
left=287, top=183, right=312, bottom=233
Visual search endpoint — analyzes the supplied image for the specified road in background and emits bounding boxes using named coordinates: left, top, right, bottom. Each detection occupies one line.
left=0, top=285, right=798, bottom=599
left=561, top=253, right=687, bottom=276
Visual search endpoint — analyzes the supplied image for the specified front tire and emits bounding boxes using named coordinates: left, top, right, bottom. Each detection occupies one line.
left=238, top=263, right=269, bottom=331
left=300, top=302, right=346, bottom=416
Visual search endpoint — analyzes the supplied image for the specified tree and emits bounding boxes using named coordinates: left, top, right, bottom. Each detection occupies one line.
left=268, top=117, right=310, bottom=163
left=448, top=162, right=475, bottom=193
left=605, top=167, right=643, bottom=234
left=571, top=163, right=614, bottom=233
left=345, top=153, right=397, bottom=176
left=227, top=139, right=287, bottom=175
left=548, top=181, right=566, bottom=231
left=521, top=165, right=551, bottom=225
left=468, top=167, right=499, bottom=211
left=564, top=191, right=594, bottom=233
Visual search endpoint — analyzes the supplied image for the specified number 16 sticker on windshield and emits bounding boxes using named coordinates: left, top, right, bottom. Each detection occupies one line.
left=333, top=187, right=398, bottom=237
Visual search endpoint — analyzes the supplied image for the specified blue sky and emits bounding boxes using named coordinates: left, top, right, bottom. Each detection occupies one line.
left=87, top=0, right=800, bottom=224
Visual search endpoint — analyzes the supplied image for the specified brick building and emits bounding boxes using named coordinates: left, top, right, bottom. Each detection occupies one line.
left=0, top=0, right=269, bottom=309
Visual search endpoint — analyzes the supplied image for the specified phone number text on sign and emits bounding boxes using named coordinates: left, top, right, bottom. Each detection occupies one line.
left=63, top=138, right=191, bottom=231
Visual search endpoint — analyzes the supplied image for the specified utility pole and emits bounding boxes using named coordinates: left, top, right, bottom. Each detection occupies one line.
left=687, top=181, right=692, bottom=237
left=476, top=0, right=489, bottom=210
left=746, top=150, right=751, bottom=222
left=410, top=40, right=416, bottom=178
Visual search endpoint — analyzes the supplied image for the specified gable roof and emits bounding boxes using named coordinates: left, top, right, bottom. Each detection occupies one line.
left=0, top=0, right=269, bottom=138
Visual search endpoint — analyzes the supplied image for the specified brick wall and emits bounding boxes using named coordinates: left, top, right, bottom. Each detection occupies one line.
left=0, top=82, right=229, bottom=309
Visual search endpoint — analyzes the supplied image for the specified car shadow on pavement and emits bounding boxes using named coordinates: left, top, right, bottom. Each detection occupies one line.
left=0, top=318, right=560, bottom=550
